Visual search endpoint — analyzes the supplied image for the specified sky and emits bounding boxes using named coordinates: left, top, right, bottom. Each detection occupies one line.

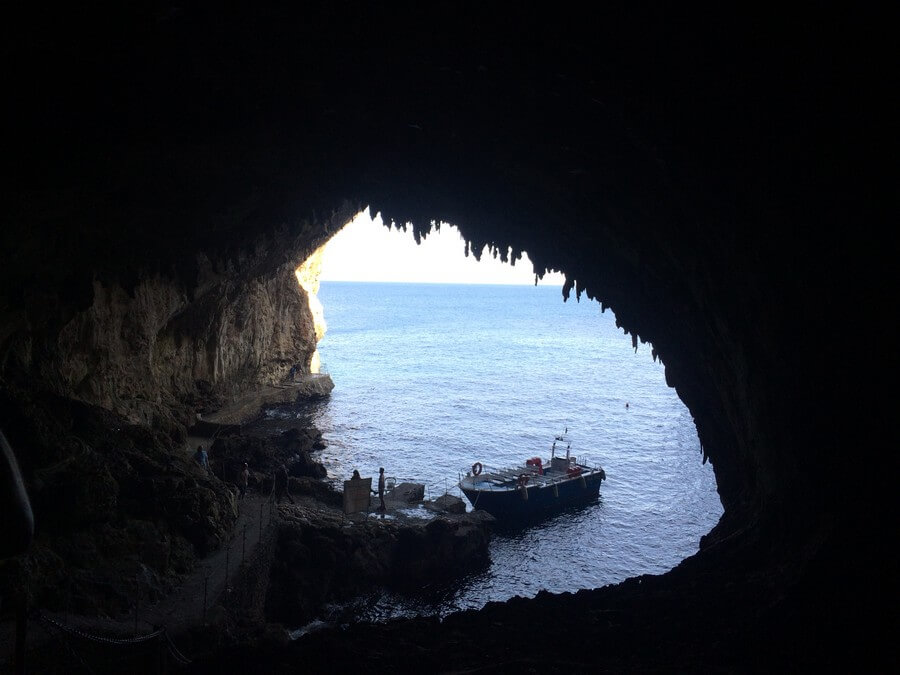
left=318, top=210, right=567, bottom=286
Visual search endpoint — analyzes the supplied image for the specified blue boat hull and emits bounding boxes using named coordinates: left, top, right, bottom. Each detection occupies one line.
left=460, top=472, right=603, bottom=520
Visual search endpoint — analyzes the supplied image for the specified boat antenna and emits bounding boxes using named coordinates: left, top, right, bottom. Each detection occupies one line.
left=552, top=441, right=556, bottom=459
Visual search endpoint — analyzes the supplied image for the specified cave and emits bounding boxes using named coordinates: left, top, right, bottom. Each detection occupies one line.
left=1, top=4, right=894, bottom=673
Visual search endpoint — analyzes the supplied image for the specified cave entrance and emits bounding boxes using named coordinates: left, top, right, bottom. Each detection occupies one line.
left=290, top=209, right=723, bottom=620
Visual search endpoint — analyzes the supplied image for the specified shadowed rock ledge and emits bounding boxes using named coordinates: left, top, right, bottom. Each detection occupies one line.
left=266, top=501, right=493, bottom=629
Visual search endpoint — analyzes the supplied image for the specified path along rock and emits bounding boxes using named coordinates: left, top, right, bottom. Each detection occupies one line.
left=199, top=375, right=334, bottom=427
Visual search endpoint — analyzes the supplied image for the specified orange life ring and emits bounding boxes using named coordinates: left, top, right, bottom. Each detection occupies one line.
left=518, top=473, right=529, bottom=487
left=472, top=462, right=483, bottom=476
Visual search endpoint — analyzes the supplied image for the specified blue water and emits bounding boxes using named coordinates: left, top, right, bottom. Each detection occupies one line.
left=267, top=281, right=723, bottom=622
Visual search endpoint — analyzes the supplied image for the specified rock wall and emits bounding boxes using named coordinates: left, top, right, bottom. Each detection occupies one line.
left=294, top=246, right=328, bottom=374
left=1, top=223, right=344, bottom=428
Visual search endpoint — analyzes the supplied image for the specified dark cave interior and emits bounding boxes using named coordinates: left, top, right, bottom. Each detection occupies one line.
left=1, top=3, right=896, bottom=672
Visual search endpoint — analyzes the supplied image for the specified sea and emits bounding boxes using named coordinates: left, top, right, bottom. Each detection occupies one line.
left=262, top=281, right=723, bottom=625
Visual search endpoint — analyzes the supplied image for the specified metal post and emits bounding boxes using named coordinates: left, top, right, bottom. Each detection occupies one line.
left=14, top=597, right=26, bottom=675
left=242, top=525, right=247, bottom=564
left=65, top=578, right=71, bottom=627
left=202, top=576, right=208, bottom=623
left=134, top=579, right=140, bottom=636
left=225, top=545, right=229, bottom=587
left=157, top=632, right=168, bottom=675
left=259, top=502, right=263, bottom=544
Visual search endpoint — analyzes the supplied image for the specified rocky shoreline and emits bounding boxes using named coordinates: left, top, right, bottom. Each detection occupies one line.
left=267, top=498, right=493, bottom=629
left=2, top=373, right=872, bottom=674
left=0, top=384, right=497, bottom=673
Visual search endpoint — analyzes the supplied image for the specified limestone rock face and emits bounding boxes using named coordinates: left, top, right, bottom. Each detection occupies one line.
left=46, top=255, right=318, bottom=427
left=291, top=374, right=335, bottom=399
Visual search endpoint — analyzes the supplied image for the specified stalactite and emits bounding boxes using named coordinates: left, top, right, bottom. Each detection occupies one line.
left=472, top=240, right=485, bottom=261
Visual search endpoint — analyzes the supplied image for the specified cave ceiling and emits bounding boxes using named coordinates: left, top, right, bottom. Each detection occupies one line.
left=1, top=3, right=893, bottom=569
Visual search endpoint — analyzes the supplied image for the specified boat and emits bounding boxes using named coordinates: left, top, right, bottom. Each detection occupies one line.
left=458, top=431, right=606, bottom=520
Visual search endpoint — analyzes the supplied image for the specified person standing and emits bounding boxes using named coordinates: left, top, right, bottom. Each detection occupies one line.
left=239, top=462, right=249, bottom=500
left=194, top=445, right=210, bottom=473
left=376, top=467, right=386, bottom=511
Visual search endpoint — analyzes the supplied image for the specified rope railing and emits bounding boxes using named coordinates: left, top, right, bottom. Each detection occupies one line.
left=31, top=611, right=186, bottom=673
left=37, top=613, right=165, bottom=646
left=33, top=612, right=97, bottom=675
left=201, top=495, right=279, bottom=612
left=4, top=492, right=284, bottom=673
left=162, top=629, right=192, bottom=666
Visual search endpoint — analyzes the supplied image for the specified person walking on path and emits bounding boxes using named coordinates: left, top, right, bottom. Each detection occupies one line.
left=239, top=462, right=249, bottom=500
left=271, top=463, right=294, bottom=504
left=374, top=467, right=386, bottom=511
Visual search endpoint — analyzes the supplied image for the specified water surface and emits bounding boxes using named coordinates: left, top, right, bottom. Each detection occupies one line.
left=265, top=281, right=722, bottom=622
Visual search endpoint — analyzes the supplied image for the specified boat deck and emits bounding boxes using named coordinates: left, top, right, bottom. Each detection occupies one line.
left=464, top=463, right=603, bottom=492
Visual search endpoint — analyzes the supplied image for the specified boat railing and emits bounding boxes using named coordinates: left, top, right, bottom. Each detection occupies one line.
left=460, top=461, right=604, bottom=492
